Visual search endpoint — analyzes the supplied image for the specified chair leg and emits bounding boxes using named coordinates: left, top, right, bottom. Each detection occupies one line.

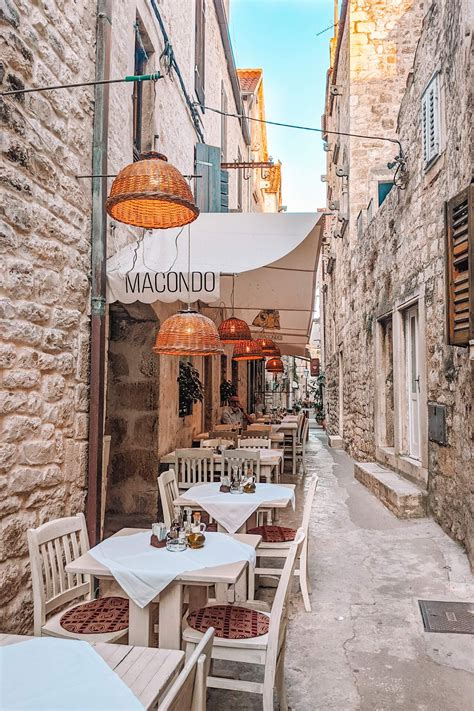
left=299, top=545, right=312, bottom=612
left=276, top=648, right=288, bottom=711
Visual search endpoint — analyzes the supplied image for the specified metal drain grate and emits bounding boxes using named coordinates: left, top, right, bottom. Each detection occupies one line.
left=418, top=600, right=474, bottom=634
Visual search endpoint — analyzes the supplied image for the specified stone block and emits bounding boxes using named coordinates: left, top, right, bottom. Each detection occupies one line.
left=133, top=414, right=157, bottom=447
left=0, top=344, right=17, bottom=368
left=114, top=382, right=158, bottom=411
left=74, top=413, right=89, bottom=440
left=42, top=374, right=66, bottom=401
left=1, top=415, right=42, bottom=442
left=3, top=369, right=40, bottom=389
left=0, top=444, right=17, bottom=472
left=42, top=328, right=69, bottom=353
left=0, top=319, right=42, bottom=346
left=0, top=391, right=28, bottom=415
left=51, top=306, right=81, bottom=329
left=74, top=384, right=89, bottom=412
left=354, top=462, right=427, bottom=518
left=20, top=440, right=57, bottom=465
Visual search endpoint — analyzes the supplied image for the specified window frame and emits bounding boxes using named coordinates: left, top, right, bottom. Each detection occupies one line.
left=194, top=0, right=206, bottom=106
left=421, top=72, right=441, bottom=170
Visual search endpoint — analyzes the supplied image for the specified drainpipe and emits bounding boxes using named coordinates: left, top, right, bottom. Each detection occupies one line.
left=86, top=0, right=112, bottom=546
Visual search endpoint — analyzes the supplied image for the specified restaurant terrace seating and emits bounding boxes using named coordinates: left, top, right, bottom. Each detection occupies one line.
left=200, top=438, right=234, bottom=449
left=182, top=530, right=305, bottom=711
left=222, top=448, right=261, bottom=482
left=174, top=449, right=216, bottom=489
left=159, top=627, right=215, bottom=711
left=248, top=476, right=318, bottom=612
left=208, top=431, right=238, bottom=445
left=237, top=437, right=271, bottom=449
left=27, top=513, right=129, bottom=642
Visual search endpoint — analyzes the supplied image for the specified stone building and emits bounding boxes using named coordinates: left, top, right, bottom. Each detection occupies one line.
left=321, top=0, right=474, bottom=564
left=0, top=0, right=281, bottom=631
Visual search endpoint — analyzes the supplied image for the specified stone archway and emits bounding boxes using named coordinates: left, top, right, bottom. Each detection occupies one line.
left=104, top=302, right=159, bottom=532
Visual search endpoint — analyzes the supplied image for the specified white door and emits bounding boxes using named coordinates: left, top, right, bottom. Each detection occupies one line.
left=406, top=306, right=420, bottom=459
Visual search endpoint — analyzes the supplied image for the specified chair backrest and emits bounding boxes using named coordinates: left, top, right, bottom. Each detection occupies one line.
left=301, top=477, right=318, bottom=536
left=301, top=416, right=310, bottom=446
left=175, top=449, right=215, bottom=489
left=209, top=431, right=238, bottom=445
left=214, top=423, right=240, bottom=432
left=240, top=430, right=271, bottom=439
left=222, top=448, right=261, bottom=481
left=200, top=438, right=233, bottom=449
left=296, top=413, right=305, bottom=443
left=237, top=437, right=271, bottom=450
left=247, top=423, right=272, bottom=433
left=159, top=627, right=215, bottom=711
left=265, top=529, right=305, bottom=684
left=27, top=513, right=92, bottom=635
left=158, top=469, right=180, bottom=528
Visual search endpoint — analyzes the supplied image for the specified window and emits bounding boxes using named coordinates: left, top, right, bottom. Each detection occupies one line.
left=195, top=0, right=205, bottom=105
left=421, top=73, right=441, bottom=168
left=132, top=27, right=148, bottom=159
left=220, top=81, right=228, bottom=161
left=378, top=181, right=394, bottom=206
left=445, top=184, right=473, bottom=346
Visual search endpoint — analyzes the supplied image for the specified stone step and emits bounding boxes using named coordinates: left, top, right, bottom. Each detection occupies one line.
left=354, top=462, right=427, bottom=519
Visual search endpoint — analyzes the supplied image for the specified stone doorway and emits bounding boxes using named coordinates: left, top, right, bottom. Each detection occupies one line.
left=104, top=303, right=160, bottom=532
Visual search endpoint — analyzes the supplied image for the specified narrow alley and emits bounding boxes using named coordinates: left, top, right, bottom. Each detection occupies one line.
left=209, top=427, right=474, bottom=711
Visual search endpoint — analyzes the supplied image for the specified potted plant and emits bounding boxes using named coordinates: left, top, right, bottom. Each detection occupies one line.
left=178, top=361, right=204, bottom=418
left=220, top=379, right=236, bottom=405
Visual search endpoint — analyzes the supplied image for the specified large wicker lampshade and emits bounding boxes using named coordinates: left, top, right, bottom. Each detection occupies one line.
left=266, top=356, right=285, bottom=373
left=218, top=316, right=252, bottom=343
left=153, top=310, right=223, bottom=356
left=106, top=152, right=200, bottom=229
left=232, top=339, right=264, bottom=361
left=255, top=337, right=280, bottom=357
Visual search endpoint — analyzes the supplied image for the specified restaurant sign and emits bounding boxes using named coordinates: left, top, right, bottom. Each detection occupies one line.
left=107, top=270, right=220, bottom=304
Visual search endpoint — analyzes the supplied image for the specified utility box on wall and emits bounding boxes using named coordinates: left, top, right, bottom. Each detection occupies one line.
left=428, top=402, right=447, bottom=446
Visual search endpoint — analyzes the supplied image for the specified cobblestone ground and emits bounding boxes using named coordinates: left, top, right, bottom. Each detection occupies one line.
left=207, top=427, right=474, bottom=710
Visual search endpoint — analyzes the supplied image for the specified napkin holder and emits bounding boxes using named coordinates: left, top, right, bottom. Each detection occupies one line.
left=150, top=534, right=166, bottom=548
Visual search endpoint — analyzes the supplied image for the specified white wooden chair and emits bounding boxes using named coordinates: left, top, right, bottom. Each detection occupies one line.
left=159, top=627, right=214, bottom=711
left=175, top=449, right=216, bottom=490
left=237, top=437, right=271, bottom=449
left=158, top=469, right=180, bottom=528
left=209, top=430, right=238, bottom=445
left=248, top=476, right=318, bottom=612
left=182, top=530, right=305, bottom=711
left=247, top=423, right=272, bottom=433
left=296, top=417, right=310, bottom=473
left=27, top=513, right=128, bottom=642
left=200, top=438, right=233, bottom=449
left=222, top=448, right=261, bottom=482
left=214, top=423, right=240, bottom=432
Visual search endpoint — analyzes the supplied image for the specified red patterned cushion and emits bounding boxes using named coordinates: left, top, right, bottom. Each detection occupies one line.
left=60, top=596, right=128, bottom=634
left=188, top=605, right=269, bottom=639
left=247, top=525, right=297, bottom=543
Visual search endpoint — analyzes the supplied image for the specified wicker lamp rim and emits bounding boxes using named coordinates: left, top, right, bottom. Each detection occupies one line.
left=153, top=310, right=223, bottom=356
left=232, top=339, right=264, bottom=361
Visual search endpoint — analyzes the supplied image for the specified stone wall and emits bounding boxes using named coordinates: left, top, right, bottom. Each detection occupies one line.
left=323, top=0, right=474, bottom=564
left=0, top=0, right=96, bottom=631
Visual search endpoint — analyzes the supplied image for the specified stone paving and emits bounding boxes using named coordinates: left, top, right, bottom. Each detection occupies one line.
left=208, top=428, right=474, bottom=710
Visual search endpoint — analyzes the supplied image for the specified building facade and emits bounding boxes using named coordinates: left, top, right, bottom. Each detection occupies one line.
left=0, top=0, right=282, bottom=631
left=322, top=0, right=474, bottom=564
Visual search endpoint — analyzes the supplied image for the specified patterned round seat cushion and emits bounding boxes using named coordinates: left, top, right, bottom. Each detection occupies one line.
left=188, top=605, right=269, bottom=639
left=246, top=525, right=297, bottom=543
left=60, top=596, right=129, bottom=635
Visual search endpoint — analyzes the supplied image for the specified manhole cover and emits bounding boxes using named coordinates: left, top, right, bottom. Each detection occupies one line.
left=418, top=600, right=474, bottom=634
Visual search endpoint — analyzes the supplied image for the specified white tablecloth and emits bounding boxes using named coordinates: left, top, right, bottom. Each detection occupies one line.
left=180, top=483, right=295, bottom=534
left=90, top=531, right=256, bottom=608
left=0, top=637, right=143, bottom=710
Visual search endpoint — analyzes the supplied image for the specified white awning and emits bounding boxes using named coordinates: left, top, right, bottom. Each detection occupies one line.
left=106, top=212, right=322, bottom=356
left=204, top=216, right=322, bottom=357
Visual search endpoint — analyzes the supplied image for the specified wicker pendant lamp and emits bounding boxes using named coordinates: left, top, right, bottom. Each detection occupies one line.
left=233, top=339, right=264, bottom=361
left=254, top=337, right=280, bottom=357
left=106, top=151, right=199, bottom=229
left=266, top=356, right=285, bottom=373
left=153, top=309, right=223, bottom=356
left=218, top=274, right=252, bottom=343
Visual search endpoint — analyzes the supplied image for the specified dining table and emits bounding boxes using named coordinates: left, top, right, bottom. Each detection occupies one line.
left=66, top=529, right=261, bottom=651
left=174, top=482, right=296, bottom=534
left=193, top=430, right=285, bottom=449
left=161, top=447, right=283, bottom=482
left=0, top=633, right=184, bottom=709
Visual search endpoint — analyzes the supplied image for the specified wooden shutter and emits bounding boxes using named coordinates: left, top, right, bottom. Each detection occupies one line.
left=220, top=170, right=229, bottom=212
left=445, top=184, right=473, bottom=346
left=194, top=0, right=205, bottom=105
left=422, top=74, right=440, bottom=166
left=194, top=143, right=222, bottom=212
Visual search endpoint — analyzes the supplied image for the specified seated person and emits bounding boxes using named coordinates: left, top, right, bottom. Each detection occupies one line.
left=221, top=395, right=253, bottom=427
left=254, top=396, right=265, bottom=418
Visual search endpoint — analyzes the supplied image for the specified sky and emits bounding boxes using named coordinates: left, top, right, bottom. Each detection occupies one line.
left=229, top=0, right=334, bottom=212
